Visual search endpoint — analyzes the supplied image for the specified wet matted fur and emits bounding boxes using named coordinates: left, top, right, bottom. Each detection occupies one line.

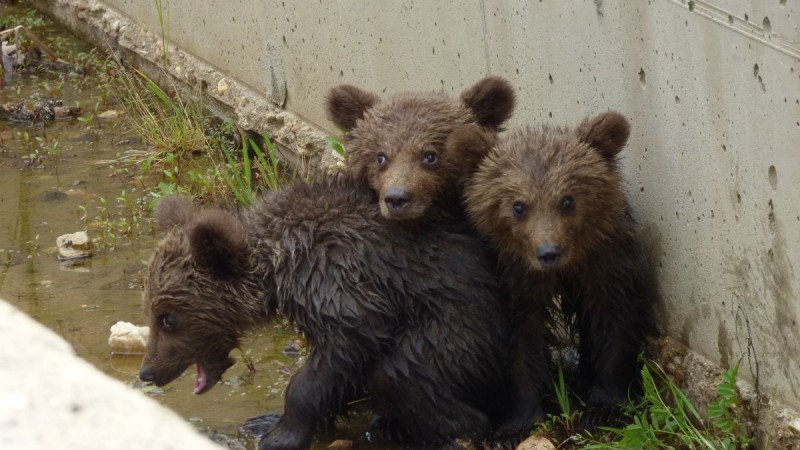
left=464, top=111, right=655, bottom=426
left=326, top=76, right=515, bottom=222
left=139, top=178, right=514, bottom=450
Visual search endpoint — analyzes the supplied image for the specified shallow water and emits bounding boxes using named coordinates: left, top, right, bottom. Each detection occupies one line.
left=0, top=7, right=389, bottom=449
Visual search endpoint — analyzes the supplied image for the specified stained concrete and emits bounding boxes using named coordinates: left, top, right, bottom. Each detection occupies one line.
left=28, top=0, right=800, bottom=446
left=0, top=298, right=222, bottom=450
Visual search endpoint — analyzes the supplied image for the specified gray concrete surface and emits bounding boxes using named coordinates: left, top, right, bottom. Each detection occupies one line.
left=27, top=0, right=800, bottom=446
left=0, top=298, right=222, bottom=450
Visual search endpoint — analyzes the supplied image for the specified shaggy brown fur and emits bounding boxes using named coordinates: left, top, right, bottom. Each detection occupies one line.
left=464, top=112, right=654, bottom=425
left=325, top=77, right=515, bottom=222
left=139, top=179, right=516, bottom=450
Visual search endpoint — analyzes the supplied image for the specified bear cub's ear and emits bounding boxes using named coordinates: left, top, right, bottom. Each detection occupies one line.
left=325, top=85, right=382, bottom=132
left=460, top=76, right=515, bottom=130
left=155, top=195, right=198, bottom=232
left=575, top=111, right=631, bottom=159
left=446, top=124, right=499, bottom=173
left=188, top=209, right=249, bottom=279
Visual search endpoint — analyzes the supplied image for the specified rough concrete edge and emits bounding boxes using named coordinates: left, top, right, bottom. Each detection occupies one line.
left=27, top=1, right=800, bottom=448
left=0, top=298, right=223, bottom=450
left=657, top=336, right=800, bottom=449
left=34, top=0, right=346, bottom=177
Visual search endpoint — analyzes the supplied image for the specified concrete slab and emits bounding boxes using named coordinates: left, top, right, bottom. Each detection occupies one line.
left=0, top=298, right=222, bottom=450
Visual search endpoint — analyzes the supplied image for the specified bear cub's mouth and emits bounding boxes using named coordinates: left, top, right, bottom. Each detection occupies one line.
left=194, top=364, right=210, bottom=394
left=193, top=357, right=235, bottom=395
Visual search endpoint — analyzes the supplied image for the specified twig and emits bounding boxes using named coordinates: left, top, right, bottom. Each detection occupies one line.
left=1, top=25, right=59, bottom=61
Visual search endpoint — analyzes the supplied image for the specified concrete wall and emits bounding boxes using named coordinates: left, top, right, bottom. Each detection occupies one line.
left=37, top=0, right=800, bottom=435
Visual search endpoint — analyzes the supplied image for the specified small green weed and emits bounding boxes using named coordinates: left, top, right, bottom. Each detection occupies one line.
left=325, top=135, right=347, bottom=159
left=221, top=133, right=284, bottom=205
left=154, top=0, right=171, bottom=67
left=578, top=360, right=752, bottom=449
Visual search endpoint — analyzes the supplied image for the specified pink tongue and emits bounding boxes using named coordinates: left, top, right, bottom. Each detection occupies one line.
left=194, top=364, right=208, bottom=394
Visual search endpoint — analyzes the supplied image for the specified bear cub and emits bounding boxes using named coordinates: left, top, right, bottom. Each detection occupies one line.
left=326, top=76, right=514, bottom=222
left=138, top=179, right=513, bottom=450
left=465, top=111, right=654, bottom=424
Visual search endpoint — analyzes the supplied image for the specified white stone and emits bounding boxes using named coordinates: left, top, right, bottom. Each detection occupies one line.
left=789, top=418, right=800, bottom=435
left=515, top=436, right=556, bottom=450
left=56, top=232, right=92, bottom=261
left=97, top=109, right=119, bottom=119
left=108, top=321, right=150, bottom=355
left=217, top=78, right=229, bottom=95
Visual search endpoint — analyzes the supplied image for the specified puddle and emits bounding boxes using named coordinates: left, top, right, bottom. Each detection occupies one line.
left=0, top=6, right=387, bottom=449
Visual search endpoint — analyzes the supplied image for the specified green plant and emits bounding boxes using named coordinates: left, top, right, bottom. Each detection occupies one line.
left=154, top=0, right=171, bottom=67
left=77, top=114, right=95, bottom=129
left=531, top=364, right=583, bottom=446
left=147, top=181, right=182, bottom=209
left=220, top=134, right=284, bottom=205
left=579, top=361, right=752, bottom=449
left=115, top=66, right=207, bottom=158
left=325, top=135, right=347, bottom=159
left=708, top=364, right=751, bottom=448
left=553, top=364, right=582, bottom=433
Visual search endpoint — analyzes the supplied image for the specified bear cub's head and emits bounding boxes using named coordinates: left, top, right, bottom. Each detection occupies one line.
left=326, top=77, right=514, bottom=221
left=139, top=196, right=259, bottom=395
left=465, top=111, right=631, bottom=272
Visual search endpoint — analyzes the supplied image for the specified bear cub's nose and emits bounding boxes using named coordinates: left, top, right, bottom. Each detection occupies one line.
left=537, top=243, right=561, bottom=267
left=384, top=188, right=411, bottom=213
left=139, top=366, right=156, bottom=382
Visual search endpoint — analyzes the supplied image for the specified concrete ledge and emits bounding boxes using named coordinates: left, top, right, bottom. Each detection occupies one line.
left=0, top=298, right=222, bottom=450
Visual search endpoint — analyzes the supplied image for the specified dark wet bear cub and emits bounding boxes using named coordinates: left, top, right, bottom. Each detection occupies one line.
left=138, top=179, right=512, bottom=450
left=465, top=112, right=655, bottom=423
left=325, top=76, right=515, bottom=222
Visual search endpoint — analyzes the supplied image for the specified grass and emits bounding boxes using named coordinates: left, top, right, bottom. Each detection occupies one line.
left=221, top=133, right=284, bottom=205
left=154, top=0, right=171, bottom=68
left=66, top=59, right=290, bottom=248
left=536, top=359, right=754, bottom=449
left=115, top=67, right=207, bottom=158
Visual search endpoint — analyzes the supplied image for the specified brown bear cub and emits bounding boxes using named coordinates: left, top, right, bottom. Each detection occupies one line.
left=464, top=111, right=654, bottom=425
left=325, top=76, right=515, bottom=222
left=138, top=178, right=513, bottom=450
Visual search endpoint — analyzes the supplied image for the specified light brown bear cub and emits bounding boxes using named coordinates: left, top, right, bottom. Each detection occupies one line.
left=464, top=111, right=655, bottom=425
left=326, top=76, right=514, bottom=222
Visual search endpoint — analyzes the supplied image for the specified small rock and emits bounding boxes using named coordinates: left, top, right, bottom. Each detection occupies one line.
left=283, top=339, right=304, bottom=357
left=42, top=190, right=67, bottom=202
left=56, top=232, right=92, bottom=261
left=789, top=418, right=800, bottom=435
left=515, top=435, right=556, bottom=450
left=217, top=78, right=229, bottom=95
left=97, top=109, right=119, bottom=119
left=108, top=321, right=150, bottom=355
left=328, top=440, right=352, bottom=449
left=53, top=106, right=72, bottom=118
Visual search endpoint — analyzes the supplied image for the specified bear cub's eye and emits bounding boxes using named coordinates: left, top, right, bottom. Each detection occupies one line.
left=512, top=201, right=527, bottom=218
left=421, top=152, right=438, bottom=166
left=560, top=195, right=575, bottom=212
left=376, top=153, right=388, bottom=167
left=160, top=313, right=177, bottom=331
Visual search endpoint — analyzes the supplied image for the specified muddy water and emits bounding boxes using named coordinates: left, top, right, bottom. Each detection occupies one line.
left=0, top=7, right=385, bottom=449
